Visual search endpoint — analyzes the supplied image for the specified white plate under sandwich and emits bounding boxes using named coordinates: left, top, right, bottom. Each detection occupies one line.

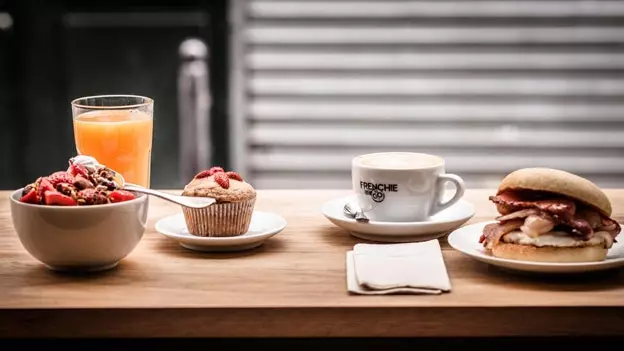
left=448, top=221, right=624, bottom=274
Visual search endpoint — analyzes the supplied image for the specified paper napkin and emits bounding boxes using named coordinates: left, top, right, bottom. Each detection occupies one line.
left=346, top=241, right=452, bottom=295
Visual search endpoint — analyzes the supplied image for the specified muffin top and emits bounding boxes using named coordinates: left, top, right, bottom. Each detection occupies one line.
left=182, top=167, right=256, bottom=203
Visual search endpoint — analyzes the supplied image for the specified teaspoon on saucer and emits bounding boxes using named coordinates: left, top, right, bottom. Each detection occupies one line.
left=343, top=201, right=369, bottom=223
left=69, top=155, right=216, bottom=209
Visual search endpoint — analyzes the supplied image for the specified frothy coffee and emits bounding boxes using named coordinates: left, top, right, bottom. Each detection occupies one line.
left=355, top=152, right=442, bottom=169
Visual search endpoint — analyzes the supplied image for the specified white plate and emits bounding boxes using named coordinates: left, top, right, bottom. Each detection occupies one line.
left=155, top=211, right=287, bottom=252
left=321, top=195, right=475, bottom=242
left=448, top=221, right=624, bottom=274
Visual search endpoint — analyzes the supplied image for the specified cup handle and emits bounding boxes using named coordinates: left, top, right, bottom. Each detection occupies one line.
left=431, top=174, right=465, bottom=216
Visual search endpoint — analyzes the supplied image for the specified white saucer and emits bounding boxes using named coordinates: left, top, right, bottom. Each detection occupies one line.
left=448, top=221, right=624, bottom=274
left=155, top=211, right=287, bottom=252
left=321, top=195, right=475, bottom=242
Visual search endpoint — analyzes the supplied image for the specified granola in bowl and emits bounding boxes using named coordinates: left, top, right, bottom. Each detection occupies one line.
left=19, top=157, right=136, bottom=206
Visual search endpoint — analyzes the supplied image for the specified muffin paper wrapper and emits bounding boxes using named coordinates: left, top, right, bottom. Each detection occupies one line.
left=182, top=197, right=255, bottom=237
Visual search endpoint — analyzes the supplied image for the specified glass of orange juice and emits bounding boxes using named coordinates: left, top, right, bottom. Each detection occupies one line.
left=71, top=95, right=154, bottom=188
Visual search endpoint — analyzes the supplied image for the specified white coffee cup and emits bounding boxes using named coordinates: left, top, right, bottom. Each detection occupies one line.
left=351, top=152, right=465, bottom=222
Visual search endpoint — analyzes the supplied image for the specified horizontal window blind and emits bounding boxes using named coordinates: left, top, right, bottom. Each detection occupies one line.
left=229, top=0, right=624, bottom=189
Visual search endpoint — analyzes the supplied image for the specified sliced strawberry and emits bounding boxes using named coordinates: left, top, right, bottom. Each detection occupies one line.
left=77, top=188, right=96, bottom=205
left=213, top=172, right=230, bottom=189
left=108, top=190, right=136, bottom=203
left=19, top=189, right=39, bottom=204
left=225, top=171, right=243, bottom=182
left=208, top=166, right=225, bottom=175
left=195, top=166, right=225, bottom=179
left=68, top=163, right=89, bottom=178
left=44, top=190, right=76, bottom=206
left=194, top=170, right=212, bottom=179
left=36, top=177, right=55, bottom=200
left=48, top=171, right=75, bottom=187
left=22, top=183, right=35, bottom=196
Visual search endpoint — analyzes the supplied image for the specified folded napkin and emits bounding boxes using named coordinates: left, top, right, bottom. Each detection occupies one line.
left=346, top=240, right=452, bottom=295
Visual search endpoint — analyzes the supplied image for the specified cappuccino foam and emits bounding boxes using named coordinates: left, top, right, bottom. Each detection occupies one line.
left=357, top=153, right=442, bottom=169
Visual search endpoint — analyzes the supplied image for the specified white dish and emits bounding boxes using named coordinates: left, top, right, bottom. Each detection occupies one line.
left=10, top=188, right=149, bottom=272
left=155, top=211, right=287, bottom=252
left=321, top=195, right=475, bottom=242
left=448, top=221, right=624, bottom=274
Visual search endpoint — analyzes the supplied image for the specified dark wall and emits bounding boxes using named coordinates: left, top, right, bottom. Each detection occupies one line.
left=0, top=0, right=229, bottom=190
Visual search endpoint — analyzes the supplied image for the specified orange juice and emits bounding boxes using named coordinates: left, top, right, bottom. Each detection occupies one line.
left=73, top=109, right=153, bottom=187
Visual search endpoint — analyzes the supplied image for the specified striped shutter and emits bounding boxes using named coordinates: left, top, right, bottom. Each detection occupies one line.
left=228, top=0, right=624, bottom=189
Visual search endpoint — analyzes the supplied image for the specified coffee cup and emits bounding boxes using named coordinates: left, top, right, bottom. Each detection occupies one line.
left=351, top=152, right=465, bottom=222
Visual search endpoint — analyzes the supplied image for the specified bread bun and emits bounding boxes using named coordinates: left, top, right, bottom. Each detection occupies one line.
left=497, top=167, right=612, bottom=216
left=491, top=242, right=608, bottom=263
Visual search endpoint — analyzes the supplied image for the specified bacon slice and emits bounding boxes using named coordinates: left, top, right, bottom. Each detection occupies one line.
left=490, top=192, right=576, bottom=217
left=495, top=209, right=540, bottom=222
left=563, top=217, right=593, bottom=238
left=490, top=192, right=594, bottom=239
left=598, top=216, right=622, bottom=239
left=576, top=209, right=602, bottom=229
left=488, top=191, right=621, bottom=242
left=575, top=208, right=621, bottom=239
left=479, top=219, right=524, bottom=249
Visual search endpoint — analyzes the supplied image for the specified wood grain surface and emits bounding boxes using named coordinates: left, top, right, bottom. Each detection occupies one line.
left=1, top=189, right=623, bottom=337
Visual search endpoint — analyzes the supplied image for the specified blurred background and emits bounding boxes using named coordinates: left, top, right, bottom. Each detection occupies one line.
left=1, top=0, right=624, bottom=190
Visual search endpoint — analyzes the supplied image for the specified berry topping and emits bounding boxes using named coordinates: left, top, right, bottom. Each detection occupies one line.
left=209, top=166, right=225, bottom=175
left=225, top=171, right=243, bottom=182
left=213, top=172, right=230, bottom=189
left=108, top=190, right=136, bottom=203
left=48, top=171, right=75, bottom=187
left=36, top=177, right=55, bottom=200
left=22, top=183, right=34, bottom=196
left=44, top=190, right=77, bottom=206
left=68, top=163, right=89, bottom=178
left=195, top=166, right=226, bottom=179
left=76, top=188, right=96, bottom=203
left=19, top=156, right=139, bottom=206
left=194, top=170, right=212, bottom=179
left=19, top=189, right=38, bottom=204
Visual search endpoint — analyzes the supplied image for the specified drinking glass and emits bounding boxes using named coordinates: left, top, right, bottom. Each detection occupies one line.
left=71, top=95, right=154, bottom=188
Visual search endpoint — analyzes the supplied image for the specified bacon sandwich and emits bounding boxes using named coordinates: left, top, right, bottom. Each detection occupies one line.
left=479, top=168, right=621, bottom=263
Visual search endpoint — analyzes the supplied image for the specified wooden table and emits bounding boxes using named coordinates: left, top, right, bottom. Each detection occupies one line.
left=1, top=189, right=623, bottom=338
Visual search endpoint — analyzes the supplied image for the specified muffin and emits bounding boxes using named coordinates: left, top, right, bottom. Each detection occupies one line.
left=181, top=167, right=256, bottom=237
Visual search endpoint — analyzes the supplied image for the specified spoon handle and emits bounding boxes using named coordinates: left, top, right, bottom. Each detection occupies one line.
left=123, top=184, right=216, bottom=209
left=354, top=211, right=369, bottom=223
left=344, top=202, right=369, bottom=223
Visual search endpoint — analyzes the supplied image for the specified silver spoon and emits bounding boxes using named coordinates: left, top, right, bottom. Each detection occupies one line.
left=69, top=155, right=216, bottom=209
left=122, top=183, right=216, bottom=209
left=343, top=201, right=369, bottom=223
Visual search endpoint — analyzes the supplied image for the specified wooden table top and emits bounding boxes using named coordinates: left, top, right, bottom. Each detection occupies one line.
left=1, top=189, right=623, bottom=338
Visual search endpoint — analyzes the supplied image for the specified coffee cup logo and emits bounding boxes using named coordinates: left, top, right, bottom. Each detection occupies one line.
left=359, top=181, right=397, bottom=203
left=370, top=189, right=385, bottom=203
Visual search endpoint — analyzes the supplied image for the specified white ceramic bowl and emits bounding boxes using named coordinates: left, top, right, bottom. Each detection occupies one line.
left=9, top=189, right=149, bottom=272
